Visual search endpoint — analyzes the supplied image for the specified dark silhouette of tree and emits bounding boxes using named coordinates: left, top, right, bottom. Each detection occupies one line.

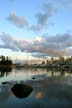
left=0, top=55, right=12, bottom=66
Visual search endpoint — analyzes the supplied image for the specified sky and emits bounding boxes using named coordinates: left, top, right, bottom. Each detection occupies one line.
left=0, top=0, right=72, bottom=63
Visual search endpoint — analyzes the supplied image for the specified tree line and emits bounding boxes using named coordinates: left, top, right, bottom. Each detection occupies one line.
left=0, top=55, right=12, bottom=66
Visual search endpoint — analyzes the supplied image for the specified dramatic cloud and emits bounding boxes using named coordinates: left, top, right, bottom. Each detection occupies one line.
left=0, top=32, right=72, bottom=57
left=30, top=3, right=57, bottom=32
left=7, top=12, right=28, bottom=28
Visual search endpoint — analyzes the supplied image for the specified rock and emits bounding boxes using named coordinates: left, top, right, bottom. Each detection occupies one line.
left=32, top=77, right=36, bottom=80
left=2, top=81, right=12, bottom=84
left=11, top=83, right=33, bottom=98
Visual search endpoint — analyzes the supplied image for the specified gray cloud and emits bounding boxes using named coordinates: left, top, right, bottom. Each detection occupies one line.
left=6, top=3, right=56, bottom=32
left=0, top=32, right=19, bottom=51
left=0, top=33, right=33, bottom=52
left=29, top=24, right=42, bottom=32
left=30, top=3, right=57, bottom=32
left=36, top=13, right=48, bottom=26
left=0, top=32, right=72, bottom=57
left=7, top=12, right=28, bottom=28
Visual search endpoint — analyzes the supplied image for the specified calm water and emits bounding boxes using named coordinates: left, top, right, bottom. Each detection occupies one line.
left=0, top=68, right=72, bottom=108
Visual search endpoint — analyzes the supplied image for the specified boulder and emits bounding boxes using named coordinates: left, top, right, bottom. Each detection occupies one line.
left=11, top=83, right=33, bottom=98
left=2, top=81, right=12, bottom=84
left=32, top=77, right=36, bottom=80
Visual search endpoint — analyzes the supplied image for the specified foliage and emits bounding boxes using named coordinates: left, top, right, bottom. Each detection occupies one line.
left=0, top=55, right=12, bottom=66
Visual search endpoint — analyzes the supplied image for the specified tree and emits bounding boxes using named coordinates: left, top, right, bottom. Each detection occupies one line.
left=0, top=55, right=12, bottom=66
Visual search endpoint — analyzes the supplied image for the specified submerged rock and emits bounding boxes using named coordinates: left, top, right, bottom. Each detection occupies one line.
left=2, top=81, right=12, bottom=84
left=32, top=77, right=36, bottom=80
left=11, top=83, right=33, bottom=98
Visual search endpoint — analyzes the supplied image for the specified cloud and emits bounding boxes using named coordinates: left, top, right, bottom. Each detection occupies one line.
left=0, top=32, right=19, bottom=51
left=30, top=3, right=57, bottom=32
left=29, top=24, right=42, bottom=32
left=0, top=32, right=72, bottom=57
left=7, top=11, right=29, bottom=28
left=0, top=32, right=33, bottom=52
left=32, top=53, right=48, bottom=59
left=36, top=13, right=48, bottom=27
left=6, top=3, right=56, bottom=32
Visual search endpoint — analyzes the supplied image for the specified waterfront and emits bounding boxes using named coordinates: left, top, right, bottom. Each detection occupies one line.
left=0, top=68, right=72, bottom=108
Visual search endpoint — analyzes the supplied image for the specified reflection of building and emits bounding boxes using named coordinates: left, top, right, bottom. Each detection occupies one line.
left=46, top=60, right=48, bottom=65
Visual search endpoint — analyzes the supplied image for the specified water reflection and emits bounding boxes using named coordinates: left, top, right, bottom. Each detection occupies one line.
left=31, top=68, right=66, bottom=80
left=0, top=67, right=72, bottom=86
left=0, top=67, right=72, bottom=82
left=0, top=84, right=11, bottom=102
left=0, top=67, right=12, bottom=77
left=0, top=68, right=72, bottom=108
left=30, top=77, right=72, bottom=108
left=48, top=68, right=72, bottom=78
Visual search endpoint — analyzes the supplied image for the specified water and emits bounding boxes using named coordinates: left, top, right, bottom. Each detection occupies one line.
left=0, top=68, right=72, bottom=108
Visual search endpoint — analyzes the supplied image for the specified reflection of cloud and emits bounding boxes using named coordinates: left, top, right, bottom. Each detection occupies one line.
left=0, top=32, right=72, bottom=57
left=7, top=11, right=28, bottom=28
left=34, top=92, right=44, bottom=99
